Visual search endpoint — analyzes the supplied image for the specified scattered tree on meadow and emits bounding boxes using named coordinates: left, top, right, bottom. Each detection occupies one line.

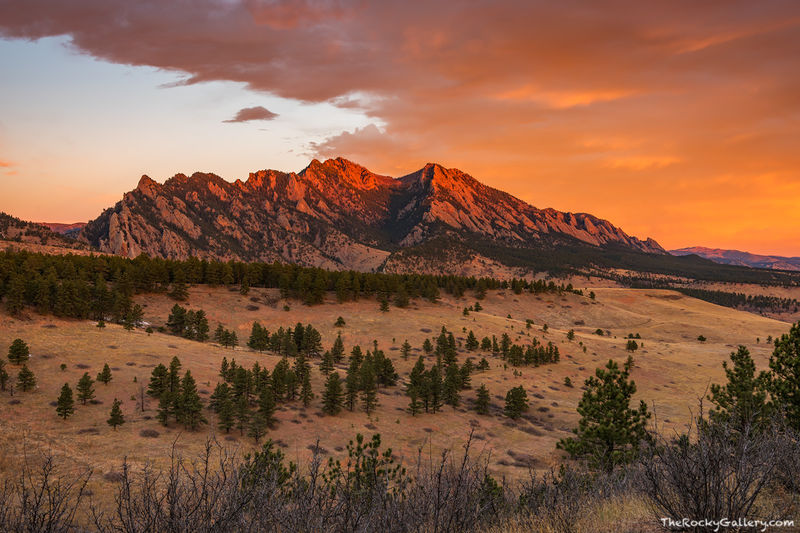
left=401, top=340, right=412, bottom=360
left=558, top=357, right=651, bottom=472
left=465, top=331, right=479, bottom=351
left=443, top=364, right=461, bottom=410
left=56, top=383, right=75, bottom=419
left=107, top=398, right=125, bottom=429
left=504, top=386, right=528, bottom=419
left=7, top=339, right=30, bottom=365
left=76, top=372, right=95, bottom=405
left=322, top=372, right=344, bottom=415
left=97, top=363, right=112, bottom=385
left=475, top=384, right=490, bottom=415
left=334, top=316, right=346, bottom=327
left=17, top=364, right=36, bottom=392
left=178, top=370, right=206, bottom=430
left=625, top=340, right=639, bottom=352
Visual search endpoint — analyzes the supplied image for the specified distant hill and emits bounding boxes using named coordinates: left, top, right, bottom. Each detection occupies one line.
left=80, top=157, right=664, bottom=274
left=670, top=246, right=800, bottom=272
left=40, top=222, right=87, bottom=239
left=0, top=212, right=91, bottom=250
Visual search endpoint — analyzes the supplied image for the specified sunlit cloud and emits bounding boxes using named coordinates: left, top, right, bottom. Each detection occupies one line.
left=223, top=106, right=279, bottom=123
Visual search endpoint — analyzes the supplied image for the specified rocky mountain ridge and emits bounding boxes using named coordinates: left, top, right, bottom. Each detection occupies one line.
left=80, top=158, right=665, bottom=273
left=671, top=246, right=800, bottom=272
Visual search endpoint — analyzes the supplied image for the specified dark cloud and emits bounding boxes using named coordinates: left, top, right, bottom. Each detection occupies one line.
left=223, top=106, right=279, bottom=123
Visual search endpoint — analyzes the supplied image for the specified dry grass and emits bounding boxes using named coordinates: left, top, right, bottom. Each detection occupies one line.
left=0, top=284, right=791, bottom=515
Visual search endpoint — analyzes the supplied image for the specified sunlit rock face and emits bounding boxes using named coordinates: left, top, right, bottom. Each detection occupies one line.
left=80, top=158, right=664, bottom=273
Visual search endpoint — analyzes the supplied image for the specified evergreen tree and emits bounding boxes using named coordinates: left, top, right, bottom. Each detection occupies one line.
left=334, top=316, right=346, bottom=327
left=320, top=351, right=335, bottom=375
left=248, top=322, right=269, bottom=352
left=235, top=395, right=250, bottom=435
left=428, top=365, right=443, bottom=413
left=557, top=358, right=651, bottom=472
left=768, top=321, right=800, bottom=430
left=107, top=398, right=125, bottom=429
left=465, top=331, right=479, bottom=351
left=97, top=363, right=112, bottom=385
left=331, top=334, right=345, bottom=363
left=169, top=269, right=189, bottom=301
left=322, top=372, right=344, bottom=415
left=209, top=382, right=230, bottom=413
left=217, top=394, right=235, bottom=433
left=56, top=383, right=75, bottom=419
left=147, top=364, right=168, bottom=398
left=167, top=304, right=187, bottom=335
left=443, top=364, right=461, bottom=410
left=300, top=371, right=314, bottom=407
left=475, top=384, right=490, bottom=415
left=7, top=338, right=30, bottom=365
left=379, top=298, right=389, bottom=312
left=345, top=359, right=361, bottom=412
left=407, top=357, right=427, bottom=414
left=178, top=371, right=206, bottom=430
left=256, top=384, right=277, bottom=428
left=157, top=391, right=174, bottom=426
left=422, top=338, right=433, bottom=354
left=504, top=385, right=528, bottom=419
left=460, top=359, right=473, bottom=389
left=401, top=340, right=412, bottom=360
left=76, top=372, right=95, bottom=405
left=167, top=357, right=182, bottom=393
left=360, top=359, right=379, bottom=415
left=708, top=346, right=771, bottom=432
left=17, top=364, right=36, bottom=392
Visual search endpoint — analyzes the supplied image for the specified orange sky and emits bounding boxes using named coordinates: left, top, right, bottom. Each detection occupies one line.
left=1, top=1, right=800, bottom=255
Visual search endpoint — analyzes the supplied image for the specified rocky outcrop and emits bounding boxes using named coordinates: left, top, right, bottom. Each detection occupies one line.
left=80, top=157, right=665, bottom=272
left=671, top=247, right=800, bottom=271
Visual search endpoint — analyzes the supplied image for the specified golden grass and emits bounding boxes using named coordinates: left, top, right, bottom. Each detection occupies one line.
left=0, top=285, right=791, bottom=509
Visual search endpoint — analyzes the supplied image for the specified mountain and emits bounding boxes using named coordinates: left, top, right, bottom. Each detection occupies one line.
left=0, top=211, right=90, bottom=250
left=670, top=247, right=800, bottom=272
left=80, top=158, right=664, bottom=273
left=41, top=222, right=87, bottom=239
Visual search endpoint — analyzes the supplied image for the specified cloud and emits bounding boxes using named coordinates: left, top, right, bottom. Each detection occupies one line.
left=0, top=160, right=14, bottom=168
left=223, top=106, right=279, bottom=123
left=1, top=1, right=800, bottom=252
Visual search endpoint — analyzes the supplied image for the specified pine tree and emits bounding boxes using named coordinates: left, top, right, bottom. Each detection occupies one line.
left=256, top=384, right=277, bottom=428
left=178, top=371, right=206, bottom=430
left=167, top=357, right=182, bottom=393
left=169, top=269, right=189, bottom=301
left=475, top=384, right=490, bottom=415
left=379, top=298, right=389, bottom=313
left=322, top=372, right=344, bottom=415
left=56, top=383, right=75, bottom=419
left=428, top=365, right=443, bottom=413
left=465, top=331, right=479, bottom=351
left=209, top=382, right=230, bottom=413
left=334, top=316, right=346, bottom=327
left=768, top=321, right=800, bottom=430
left=460, top=359, right=473, bottom=389
left=557, top=358, right=651, bottom=472
left=422, top=338, right=433, bottom=354
left=708, top=346, right=771, bottom=432
left=300, top=371, right=314, bottom=407
left=443, top=364, right=461, bottom=410
left=235, top=395, right=250, bottom=435
left=401, top=340, right=412, bottom=360
left=148, top=364, right=169, bottom=398
left=97, top=363, right=113, bottom=385
left=7, top=338, right=30, bottom=365
left=504, top=385, right=528, bottom=419
left=157, top=391, right=174, bottom=426
left=345, top=359, right=361, bottom=412
left=360, top=360, right=379, bottom=415
left=320, top=351, right=335, bottom=375
left=17, top=364, right=36, bottom=392
left=217, top=394, right=235, bottom=433
left=331, top=334, right=345, bottom=363
left=107, top=398, right=125, bottom=429
left=76, top=372, right=96, bottom=405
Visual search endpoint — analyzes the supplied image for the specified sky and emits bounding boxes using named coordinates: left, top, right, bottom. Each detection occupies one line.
left=0, top=1, right=799, bottom=256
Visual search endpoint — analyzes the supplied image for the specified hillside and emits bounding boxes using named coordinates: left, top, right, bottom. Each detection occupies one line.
left=80, top=158, right=664, bottom=273
left=671, top=246, right=800, bottom=271
left=0, top=211, right=91, bottom=251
